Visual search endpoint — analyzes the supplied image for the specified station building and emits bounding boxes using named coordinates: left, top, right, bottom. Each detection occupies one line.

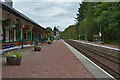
left=0, top=0, right=48, bottom=53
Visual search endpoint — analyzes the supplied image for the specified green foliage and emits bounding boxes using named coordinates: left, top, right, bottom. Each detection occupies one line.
left=35, top=46, right=41, bottom=48
left=61, top=25, right=77, bottom=39
left=94, top=2, right=120, bottom=41
left=48, top=33, right=54, bottom=40
left=30, top=41, right=33, bottom=45
left=46, top=40, right=52, bottom=44
left=51, top=38, right=54, bottom=41
left=46, top=27, right=52, bottom=32
left=5, top=51, right=23, bottom=58
left=100, top=41, right=104, bottom=44
left=61, top=2, right=120, bottom=44
left=53, top=27, right=59, bottom=31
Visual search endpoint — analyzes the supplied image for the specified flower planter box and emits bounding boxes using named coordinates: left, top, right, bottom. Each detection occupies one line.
left=5, top=51, right=23, bottom=65
left=34, top=47, right=41, bottom=51
left=48, top=42, right=52, bottom=44
left=46, top=40, right=52, bottom=44
left=6, top=57, right=22, bottom=65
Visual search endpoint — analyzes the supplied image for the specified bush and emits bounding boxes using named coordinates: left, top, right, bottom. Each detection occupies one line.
left=34, top=46, right=41, bottom=51
left=5, top=51, right=23, bottom=58
left=46, top=40, right=52, bottom=44
left=51, top=38, right=54, bottom=41
left=30, top=41, right=33, bottom=45
left=35, top=46, right=41, bottom=48
left=100, top=41, right=104, bottom=44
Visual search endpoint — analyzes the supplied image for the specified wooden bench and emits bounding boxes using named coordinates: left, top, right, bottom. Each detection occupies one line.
left=2, top=44, right=19, bottom=53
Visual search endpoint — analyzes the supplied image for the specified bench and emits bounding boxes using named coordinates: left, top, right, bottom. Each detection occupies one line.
left=2, top=44, right=19, bottom=53
left=40, top=39, right=46, bottom=43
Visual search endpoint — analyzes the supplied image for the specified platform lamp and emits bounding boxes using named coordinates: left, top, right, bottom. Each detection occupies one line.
left=21, top=24, right=26, bottom=49
left=57, top=26, right=59, bottom=40
left=21, top=25, right=24, bottom=49
left=16, top=19, right=22, bottom=49
left=16, top=18, right=24, bottom=49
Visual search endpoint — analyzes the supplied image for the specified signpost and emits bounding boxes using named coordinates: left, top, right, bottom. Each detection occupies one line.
left=99, top=32, right=102, bottom=43
left=79, top=34, right=80, bottom=40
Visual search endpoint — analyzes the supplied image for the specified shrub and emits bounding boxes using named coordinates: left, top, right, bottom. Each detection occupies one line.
left=5, top=51, right=23, bottom=58
left=30, top=41, right=33, bottom=45
left=46, top=40, right=52, bottom=44
left=35, top=46, right=41, bottom=48
left=100, top=41, right=104, bottom=44
left=51, top=38, right=54, bottom=41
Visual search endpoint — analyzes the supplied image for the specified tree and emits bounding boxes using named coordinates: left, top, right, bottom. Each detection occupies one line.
left=94, top=2, right=120, bottom=41
left=53, top=26, right=59, bottom=32
left=61, top=2, right=120, bottom=44
left=46, top=27, right=52, bottom=32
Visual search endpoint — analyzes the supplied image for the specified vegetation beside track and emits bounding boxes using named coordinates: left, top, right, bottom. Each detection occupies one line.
left=60, top=2, right=120, bottom=46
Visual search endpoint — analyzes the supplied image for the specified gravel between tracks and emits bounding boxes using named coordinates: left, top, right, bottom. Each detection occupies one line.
left=65, top=40, right=120, bottom=79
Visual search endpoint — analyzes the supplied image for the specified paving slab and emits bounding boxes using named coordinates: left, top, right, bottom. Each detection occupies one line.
left=2, top=40, right=94, bottom=78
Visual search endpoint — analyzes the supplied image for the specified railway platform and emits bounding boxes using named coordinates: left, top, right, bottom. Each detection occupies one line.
left=73, top=40, right=120, bottom=52
left=2, top=40, right=115, bottom=79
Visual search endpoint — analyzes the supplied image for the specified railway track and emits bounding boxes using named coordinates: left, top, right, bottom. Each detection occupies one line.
left=64, top=40, right=120, bottom=79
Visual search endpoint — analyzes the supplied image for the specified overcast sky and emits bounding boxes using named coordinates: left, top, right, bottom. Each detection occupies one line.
left=12, top=0, right=81, bottom=31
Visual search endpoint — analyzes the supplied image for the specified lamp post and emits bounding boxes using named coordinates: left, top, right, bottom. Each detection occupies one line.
left=57, top=26, right=60, bottom=40
left=21, top=31, right=24, bottom=49
left=79, top=34, right=80, bottom=40
left=16, top=19, right=24, bottom=49
left=21, top=24, right=25, bottom=49
left=21, top=26, right=25, bottom=49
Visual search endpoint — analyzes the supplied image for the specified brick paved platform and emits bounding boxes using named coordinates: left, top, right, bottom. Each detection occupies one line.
left=2, top=40, right=94, bottom=78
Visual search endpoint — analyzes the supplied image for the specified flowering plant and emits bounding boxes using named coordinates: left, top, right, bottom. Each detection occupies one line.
left=23, top=25, right=31, bottom=31
left=5, top=51, right=23, bottom=58
left=15, top=23, right=25, bottom=31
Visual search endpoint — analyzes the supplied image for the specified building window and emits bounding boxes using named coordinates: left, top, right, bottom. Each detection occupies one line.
left=6, top=29, right=9, bottom=42
left=24, top=32, right=27, bottom=40
left=34, top=34, right=37, bottom=39
left=27, top=31, right=31, bottom=40
left=30, top=31, right=31, bottom=40
left=9, top=29, right=13, bottom=42
left=16, top=30, right=21, bottom=41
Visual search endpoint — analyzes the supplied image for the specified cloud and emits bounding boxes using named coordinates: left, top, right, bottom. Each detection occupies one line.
left=13, top=2, right=79, bottom=31
left=49, top=7, right=68, bottom=16
left=12, top=0, right=83, bottom=2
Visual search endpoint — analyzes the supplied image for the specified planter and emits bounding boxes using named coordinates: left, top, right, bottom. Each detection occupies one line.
left=47, top=40, right=52, bottom=44
left=6, top=57, right=22, bottom=65
left=48, top=42, right=52, bottom=44
left=34, top=47, right=41, bottom=51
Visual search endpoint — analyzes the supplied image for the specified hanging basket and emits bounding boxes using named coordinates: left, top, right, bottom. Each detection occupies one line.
left=15, top=23, right=25, bottom=31
left=32, top=27, right=37, bottom=33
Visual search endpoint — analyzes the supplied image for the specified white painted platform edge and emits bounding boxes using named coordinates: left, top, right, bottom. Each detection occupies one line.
left=62, top=40, right=116, bottom=80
